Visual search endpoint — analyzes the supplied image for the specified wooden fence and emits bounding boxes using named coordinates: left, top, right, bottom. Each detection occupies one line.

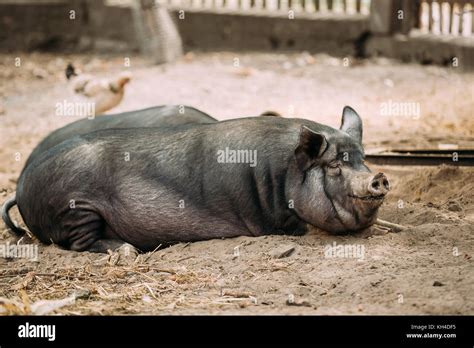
left=163, top=0, right=474, bottom=36
left=416, top=0, right=474, bottom=36
left=164, top=0, right=371, bottom=14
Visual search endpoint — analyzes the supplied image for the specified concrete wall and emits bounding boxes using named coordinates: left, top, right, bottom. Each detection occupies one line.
left=367, top=0, right=474, bottom=71
left=0, top=2, right=370, bottom=56
left=0, top=2, right=83, bottom=51
left=171, top=9, right=370, bottom=56
left=367, top=32, right=474, bottom=70
left=0, top=1, right=139, bottom=52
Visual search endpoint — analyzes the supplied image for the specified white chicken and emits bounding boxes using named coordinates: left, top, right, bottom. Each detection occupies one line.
left=66, top=63, right=131, bottom=115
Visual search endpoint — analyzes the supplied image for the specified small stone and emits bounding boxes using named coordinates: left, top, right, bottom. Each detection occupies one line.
left=383, top=79, right=394, bottom=88
left=142, top=295, right=152, bottom=303
left=71, top=289, right=91, bottom=300
left=286, top=299, right=311, bottom=307
left=447, top=201, right=462, bottom=212
left=183, top=52, right=195, bottom=62
left=295, top=58, right=306, bottom=67
left=433, top=281, right=444, bottom=287
left=127, top=276, right=137, bottom=283
left=269, top=245, right=296, bottom=259
left=32, top=67, right=48, bottom=79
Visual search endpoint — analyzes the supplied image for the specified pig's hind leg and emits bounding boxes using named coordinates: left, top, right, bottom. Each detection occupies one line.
left=64, top=208, right=133, bottom=254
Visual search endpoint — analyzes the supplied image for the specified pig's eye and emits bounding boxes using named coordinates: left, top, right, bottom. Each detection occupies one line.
left=327, top=161, right=342, bottom=176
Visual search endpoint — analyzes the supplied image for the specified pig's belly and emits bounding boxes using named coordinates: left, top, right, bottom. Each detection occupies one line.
left=101, top=201, right=255, bottom=250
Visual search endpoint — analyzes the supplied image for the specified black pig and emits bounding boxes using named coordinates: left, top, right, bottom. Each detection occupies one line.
left=14, top=106, right=389, bottom=253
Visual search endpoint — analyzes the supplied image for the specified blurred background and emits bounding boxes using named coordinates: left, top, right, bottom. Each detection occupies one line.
left=0, top=0, right=472, bottom=138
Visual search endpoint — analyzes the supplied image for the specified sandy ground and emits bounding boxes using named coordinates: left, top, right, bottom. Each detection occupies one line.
left=0, top=52, right=473, bottom=315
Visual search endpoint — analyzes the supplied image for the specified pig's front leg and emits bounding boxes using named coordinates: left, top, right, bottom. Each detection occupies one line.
left=357, top=225, right=390, bottom=238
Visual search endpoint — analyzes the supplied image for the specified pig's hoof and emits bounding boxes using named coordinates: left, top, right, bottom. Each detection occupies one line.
left=116, top=243, right=139, bottom=259
left=358, top=225, right=389, bottom=238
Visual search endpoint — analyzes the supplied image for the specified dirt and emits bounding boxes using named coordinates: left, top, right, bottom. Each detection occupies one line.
left=0, top=52, right=473, bottom=315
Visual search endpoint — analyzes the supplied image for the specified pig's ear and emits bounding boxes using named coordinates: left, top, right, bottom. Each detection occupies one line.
left=340, top=106, right=363, bottom=143
left=295, top=126, right=328, bottom=171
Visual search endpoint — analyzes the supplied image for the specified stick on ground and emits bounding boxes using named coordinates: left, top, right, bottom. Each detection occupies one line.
left=375, top=219, right=408, bottom=232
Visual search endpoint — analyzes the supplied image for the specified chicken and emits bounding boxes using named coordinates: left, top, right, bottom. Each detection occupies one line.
left=66, top=63, right=131, bottom=115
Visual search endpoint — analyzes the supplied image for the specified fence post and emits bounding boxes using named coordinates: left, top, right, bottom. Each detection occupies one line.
left=458, top=1, right=464, bottom=35
left=400, top=0, right=420, bottom=35
left=327, top=0, right=333, bottom=11
left=472, top=3, right=474, bottom=35
left=314, top=0, right=320, bottom=12
left=370, top=0, right=404, bottom=34
left=427, top=0, right=433, bottom=32
left=439, top=1, right=444, bottom=33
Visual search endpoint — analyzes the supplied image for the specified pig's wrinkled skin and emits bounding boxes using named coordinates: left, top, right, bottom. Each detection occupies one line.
left=15, top=106, right=390, bottom=253
left=2, top=105, right=216, bottom=237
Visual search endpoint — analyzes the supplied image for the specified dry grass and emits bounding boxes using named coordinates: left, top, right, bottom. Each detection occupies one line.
left=0, top=246, right=267, bottom=314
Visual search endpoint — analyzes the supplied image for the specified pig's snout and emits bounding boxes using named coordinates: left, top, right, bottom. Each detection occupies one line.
left=368, top=173, right=390, bottom=197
